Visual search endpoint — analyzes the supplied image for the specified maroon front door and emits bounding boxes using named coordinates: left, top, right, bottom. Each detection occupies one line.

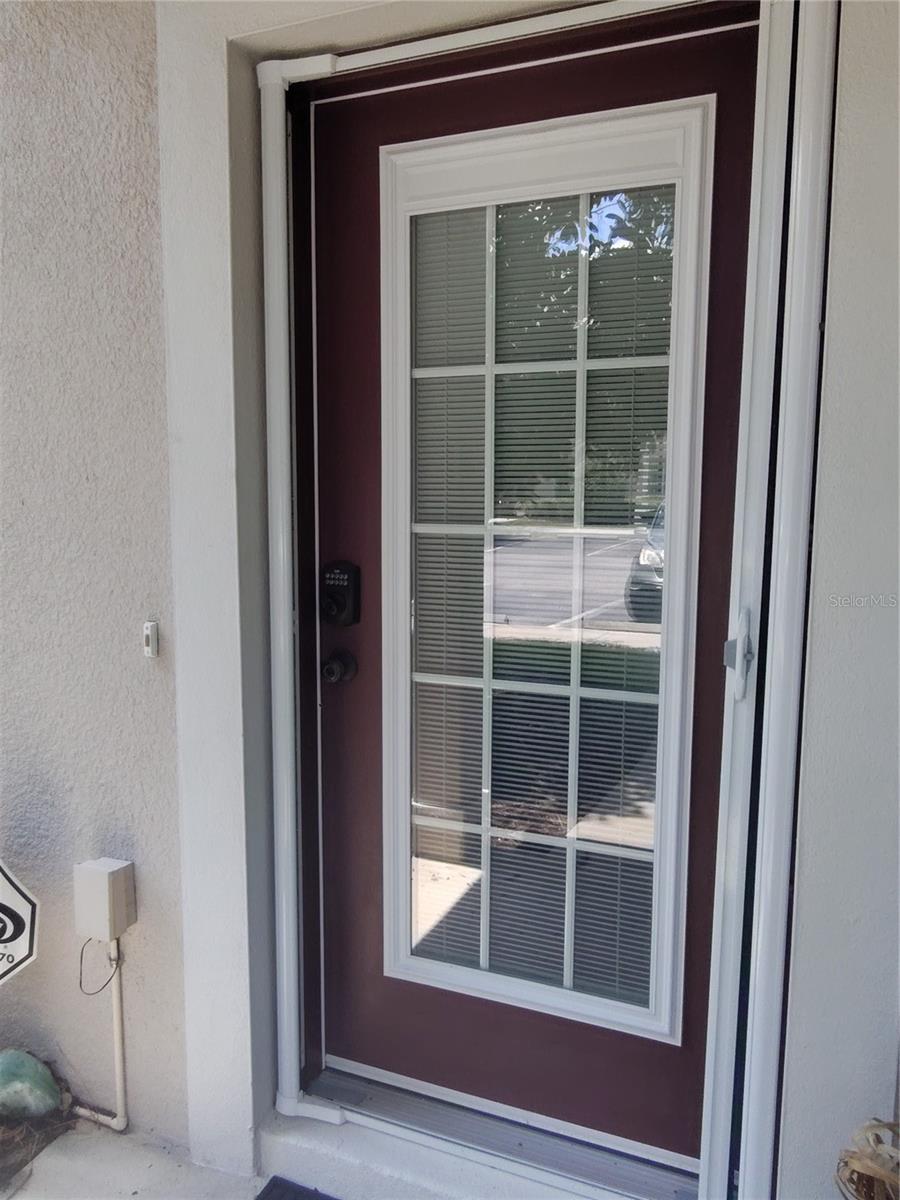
left=303, top=4, right=757, bottom=1163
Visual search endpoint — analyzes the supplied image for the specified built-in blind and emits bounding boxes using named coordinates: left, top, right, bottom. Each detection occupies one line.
left=413, top=535, right=483, bottom=677
left=414, top=209, right=486, bottom=367
left=415, top=377, right=485, bottom=524
left=490, top=840, right=566, bottom=985
left=413, top=682, right=482, bottom=823
left=408, top=186, right=673, bottom=1011
left=491, top=692, right=569, bottom=837
left=587, top=187, right=675, bottom=359
left=494, top=373, right=576, bottom=522
left=496, top=198, right=579, bottom=362
left=584, top=368, right=668, bottom=526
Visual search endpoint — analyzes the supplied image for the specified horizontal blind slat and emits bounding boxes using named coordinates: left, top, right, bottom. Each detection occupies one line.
left=414, top=209, right=486, bottom=368
left=584, top=367, right=668, bottom=526
left=495, top=196, right=580, bottom=363
left=577, top=696, right=658, bottom=851
left=573, top=852, right=653, bottom=1005
left=491, top=692, right=569, bottom=837
left=489, top=839, right=566, bottom=985
left=413, top=682, right=483, bottom=824
left=580, top=641, right=661, bottom=693
left=415, top=377, right=485, bottom=523
left=586, top=185, right=675, bottom=360
left=494, top=373, right=576, bottom=522
left=414, top=534, right=484, bottom=677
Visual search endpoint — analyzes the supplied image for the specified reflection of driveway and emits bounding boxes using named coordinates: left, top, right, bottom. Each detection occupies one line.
left=412, top=857, right=480, bottom=946
left=572, top=806, right=655, bottom=851
left=487, top=530, right=660, bottom=646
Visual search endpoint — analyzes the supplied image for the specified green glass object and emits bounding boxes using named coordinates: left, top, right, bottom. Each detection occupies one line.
left=0, top=1049, right=61, bottom=1118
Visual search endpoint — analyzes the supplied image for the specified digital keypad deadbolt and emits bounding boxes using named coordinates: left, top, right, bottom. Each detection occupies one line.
left=320, top=560, right=361, bottom=627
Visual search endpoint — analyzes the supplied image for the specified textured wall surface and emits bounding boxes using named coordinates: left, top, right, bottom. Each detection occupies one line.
left=778, top=3, right=899, bottom=1196
left=0, top=2, right=187, bottom=1144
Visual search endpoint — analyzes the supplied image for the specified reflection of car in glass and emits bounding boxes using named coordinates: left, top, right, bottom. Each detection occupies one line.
left=626, top=505, right=664, bottom=622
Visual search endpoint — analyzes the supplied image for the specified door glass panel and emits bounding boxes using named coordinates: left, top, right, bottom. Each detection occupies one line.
left=415, top=378, right=485, bottom=524
left=414, top=209, right=486, bottom=367
left=412, top=825, right=482, bottom=968
left=586, top=186, right=675, bottom=358
left=491, top=691, right=569, bottom=837
left=494, top=372, right=576, bottom=521
left=413, top=682, right=482, bottom=823
left=584, top=368, right=668, bottom=526
left=495, top=197, right=580, bottom=362
left=492, top=533, right=572, bottom=686
left=489, top=839, right=566, bottom=984
left=573, top=851, right=653, bottom=1005
left=413, top=535, right=484, bottom=677
left=408, top=186, right=673, bottom=1011
left=576, top=696, right=658, bottom=851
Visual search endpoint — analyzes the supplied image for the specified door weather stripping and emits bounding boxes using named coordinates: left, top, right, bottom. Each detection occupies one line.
left=723, top=608, right=755, bottom=701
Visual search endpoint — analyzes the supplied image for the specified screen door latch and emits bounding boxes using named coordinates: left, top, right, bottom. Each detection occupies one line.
left=723, top=608, right=754, bottom=701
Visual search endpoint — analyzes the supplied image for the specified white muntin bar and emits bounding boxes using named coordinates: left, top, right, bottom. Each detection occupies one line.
left=411, top=355, right=668, bottom=379
left=412, top=670, right=660, bottom=706
left=412, top=813, right=654, bottom=865
left=563, top=192, right=592, bottom=991
left=478, top=204, right=497, bottom=972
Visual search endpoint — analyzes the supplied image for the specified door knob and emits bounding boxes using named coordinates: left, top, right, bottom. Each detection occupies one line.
left=322, top=650, right=358, bottom=684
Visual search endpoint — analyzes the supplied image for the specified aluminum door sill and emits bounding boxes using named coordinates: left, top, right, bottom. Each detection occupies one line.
left=304, top=1068, right=698, bottom=1200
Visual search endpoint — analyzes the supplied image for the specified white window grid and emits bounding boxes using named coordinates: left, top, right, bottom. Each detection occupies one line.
left=409, top=194, right=671, bottom=998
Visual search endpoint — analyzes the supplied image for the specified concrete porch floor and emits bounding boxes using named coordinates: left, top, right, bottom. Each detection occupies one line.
left=6, top=1124, right=263, bottom=1200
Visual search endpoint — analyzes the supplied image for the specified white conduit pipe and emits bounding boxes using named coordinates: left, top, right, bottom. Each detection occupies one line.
left=73, top=940, right=128, bottom=1132
left=258, top=63, right=302, bottom=1114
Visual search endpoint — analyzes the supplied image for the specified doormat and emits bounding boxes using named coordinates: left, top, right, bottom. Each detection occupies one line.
left=255, top=1177, right=340, bottom=1200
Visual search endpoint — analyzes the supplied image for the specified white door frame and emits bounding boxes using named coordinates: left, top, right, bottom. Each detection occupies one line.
left=256, top=3, right=837, bottom=1195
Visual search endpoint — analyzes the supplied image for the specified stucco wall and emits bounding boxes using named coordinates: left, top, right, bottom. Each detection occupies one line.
left=778, top=2, right=899, bottom=1195
left=0, top=2, right=187, bottom=1144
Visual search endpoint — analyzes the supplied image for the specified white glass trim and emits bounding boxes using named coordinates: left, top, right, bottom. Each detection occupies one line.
left=382, top=99, right=714, bottom=1042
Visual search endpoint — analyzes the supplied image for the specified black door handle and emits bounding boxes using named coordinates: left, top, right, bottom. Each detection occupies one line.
left=322, top=650, right=358, bottom=684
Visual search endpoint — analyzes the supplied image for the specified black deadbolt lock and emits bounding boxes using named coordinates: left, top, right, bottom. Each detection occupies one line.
left=322, top=651, right=358, bottom=685
left=320, top=560, right=360, bottom=626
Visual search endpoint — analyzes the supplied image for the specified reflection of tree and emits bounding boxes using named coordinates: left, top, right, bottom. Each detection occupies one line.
left=584, top=426, right=666, bottom=526
left=584, top=370, right=668, bottom=527
left=582, top=188, right=674, bottom=526
left=544, top=188, right=675, bottom=257
left=588, top=189, right=674, bottom=254
left=494, top=467, right=575, bottom=523
left=586, top=187, right=674, bottom=361
left=493, top=190, right=672, bottom=525
left=497, top=199, right=579, bottom=354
